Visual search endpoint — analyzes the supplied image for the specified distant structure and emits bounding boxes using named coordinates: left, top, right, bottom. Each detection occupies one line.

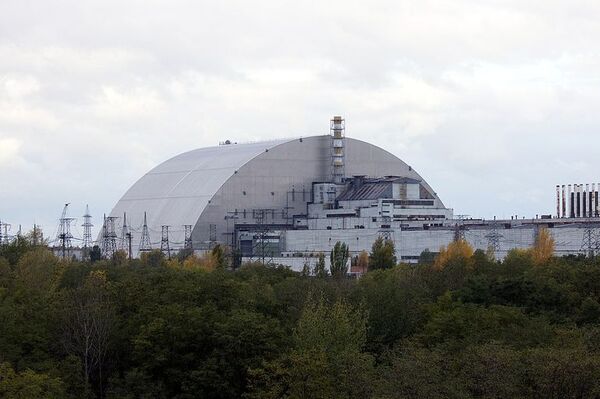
left=119, top=212, right=129, bottom=252
left=160, top=225, right=171, bottom=259
left=556, top=183, right=599, bottom=218
left=97, top=117, right=600, bottom=270
left=330, top=116, right=345, bottom=184
left=82, top=205, right=93, bottom=249
left=0, top=220, right=10, bottom=246
left=138, top=212, right=152, bottom=254
left=183, top=225, right=193, bottom=251
left=56, top=203, right=75, bottom=259
left=101, top=215, right=118, bottom=258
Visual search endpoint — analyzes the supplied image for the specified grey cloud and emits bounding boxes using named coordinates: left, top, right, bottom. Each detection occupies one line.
left=1, top=0, right=599, bottom=238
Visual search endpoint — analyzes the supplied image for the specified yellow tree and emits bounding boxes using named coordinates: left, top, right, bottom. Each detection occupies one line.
left=434, top=239, right=474, bottom=270
left=531, top=228, right=555, bottom=266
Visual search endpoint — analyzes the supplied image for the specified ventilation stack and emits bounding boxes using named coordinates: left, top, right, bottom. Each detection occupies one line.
left=330, top=116, right=345, bottom=184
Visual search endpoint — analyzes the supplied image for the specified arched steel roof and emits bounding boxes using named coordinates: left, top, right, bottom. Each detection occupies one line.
left=106, top=139, right=289, bottom=240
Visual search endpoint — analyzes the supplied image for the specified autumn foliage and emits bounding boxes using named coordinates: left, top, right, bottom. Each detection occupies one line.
left=531, top=228, right=555, bottom=266
left=434, top=239, right=474, bottom=270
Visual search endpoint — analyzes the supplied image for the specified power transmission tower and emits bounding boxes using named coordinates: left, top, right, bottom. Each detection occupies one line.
left=251, top=208, right=277, bottom=265
left=126, top=232, right=132, bottom=259
left=82, top=205, right=93, bottom=248
left=56, top=203, right=75, bottom=259
left=485, top=222, right=503, bottom=257
left=101, top=215, right=118, bottom=259
left=160, top=225, right=171, bottom=259
left=138, top=212, right=152, bottom=254
left=183, top=224, right=193, bottom=250
left=0, top=220, right=10, bottom=246
left=378, top=216, right=394, bottom=241
left=32, top=224, right=41, bottom=246
left=119, top=212, right=129, bottom=252
left=580, top=223, right=600, bottom=257
left=453, top=215, right=469, bottom=242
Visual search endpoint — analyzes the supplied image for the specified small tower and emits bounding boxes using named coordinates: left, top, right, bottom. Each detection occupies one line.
left=183, top=224, right=193, bottom=251
left=57, top=203, right=75, bottom=259
left=119, top=212, right=129, bottom=252
left=101, top=214, right=118, bottom=258
left=160, top=225, right=171, bottom=259
left=138, top=212, right=152, bottom=254
left=330, top=116, right=345, bottom=184
left=82, top=205, right=93, bottom=248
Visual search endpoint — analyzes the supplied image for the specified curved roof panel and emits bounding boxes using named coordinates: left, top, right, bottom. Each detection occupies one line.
left=108, top=139, right=289, bottom=233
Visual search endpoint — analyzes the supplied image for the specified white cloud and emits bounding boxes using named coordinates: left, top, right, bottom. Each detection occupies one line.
left=92, top=86, right=165, bottom=119
left=0, top=137, right=22, bottom=166
left=0, top=74, right=40, bottom=98
left=0, top=0, right=599, bottom=233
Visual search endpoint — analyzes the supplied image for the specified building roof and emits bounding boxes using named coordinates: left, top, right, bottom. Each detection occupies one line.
left=337, top=176, right=422, bottom=201
left=106, top=138, right=289, bottom=236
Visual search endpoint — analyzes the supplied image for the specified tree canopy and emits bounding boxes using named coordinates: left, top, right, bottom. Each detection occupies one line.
left=1, top=233, right=600, bottom=398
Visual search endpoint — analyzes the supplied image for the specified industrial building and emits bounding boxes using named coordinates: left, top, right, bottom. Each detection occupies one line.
left=103, top=117, right=600, bottom=270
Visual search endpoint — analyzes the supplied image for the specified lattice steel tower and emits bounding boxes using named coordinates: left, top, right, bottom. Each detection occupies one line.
left=485, top=222, right=503, bottom=257
left=138, top=212, right=152, bottom=254
left=580, top=223, right=600, bottom=257
left=119, top=212, right=129, bottom=252
left=57, top=203, right=75, bottom=259
left=82, top=205, right=93, bottom=248
left=0, top=220, right=10, bottom=245
left=101, top=214, right=118, bottom=258
left=160, top=225, right=171, bottom=259
left=184, top=224, right=193, bottom=250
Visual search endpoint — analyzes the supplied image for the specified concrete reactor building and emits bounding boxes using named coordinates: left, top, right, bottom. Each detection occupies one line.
left=105, top=117, right=600, bottom=270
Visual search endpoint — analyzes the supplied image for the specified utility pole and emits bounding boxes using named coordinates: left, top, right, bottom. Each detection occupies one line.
left=160, top=225, right=171, bottom=259
left=138, top=212, right=152, bottom=255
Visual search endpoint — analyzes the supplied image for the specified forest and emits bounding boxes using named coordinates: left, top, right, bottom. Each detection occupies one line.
left=2, top=230, right=600, bottom=398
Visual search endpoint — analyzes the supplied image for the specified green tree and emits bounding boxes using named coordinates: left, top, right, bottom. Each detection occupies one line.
left=314, top=253, right=327, bottom=278
left=369, top=237, right=397, bottom=270
left=330, top=242, right=349, bottom=278
left=211, top=244, right=228, bottom=269
left=418, top=248, right=436, bottom=265
left=140, top=249, right=166, bottom=267
left=247, top=296, right=375, bottom=399
left=0, top=362, right=65, bottom=399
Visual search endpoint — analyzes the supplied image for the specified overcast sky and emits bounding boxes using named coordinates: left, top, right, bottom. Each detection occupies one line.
left=1, top=0, right=599, bottom=241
